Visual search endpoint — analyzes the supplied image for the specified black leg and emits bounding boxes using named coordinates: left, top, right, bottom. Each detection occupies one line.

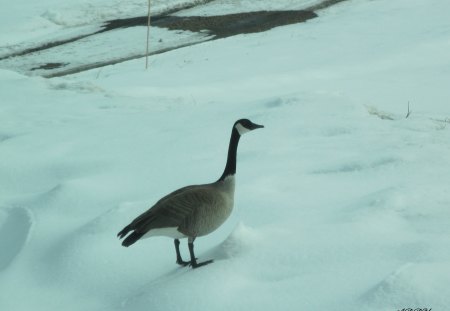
left=174, top=239, right=189, bottom=266
left=188, top=238, right=213, bottom=269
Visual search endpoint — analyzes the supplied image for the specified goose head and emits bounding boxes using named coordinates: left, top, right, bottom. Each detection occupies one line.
left=234, top=119, right=264, bottom=136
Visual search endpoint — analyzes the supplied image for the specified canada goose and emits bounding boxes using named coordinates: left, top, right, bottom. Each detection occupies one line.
left=117, top=119, right=263, bottom=268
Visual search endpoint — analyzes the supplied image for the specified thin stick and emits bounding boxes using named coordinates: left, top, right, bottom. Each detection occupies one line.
left=145, top=0, right=151, bottom=69
left=405, top=101, right=411, bottom=119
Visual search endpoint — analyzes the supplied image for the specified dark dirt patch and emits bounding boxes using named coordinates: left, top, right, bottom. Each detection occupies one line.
left=162, top=10, right=317, bottom=38
left=101, top=10, right=317, bottom=38
left=30, top=62, right=68, bottom=71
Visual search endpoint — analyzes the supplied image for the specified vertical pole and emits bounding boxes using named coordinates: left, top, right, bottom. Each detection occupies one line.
left=145, top=0, right=151, bottom=69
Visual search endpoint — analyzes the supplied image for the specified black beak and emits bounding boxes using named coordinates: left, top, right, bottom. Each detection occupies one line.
left=251, top=122, right=264, bottom=130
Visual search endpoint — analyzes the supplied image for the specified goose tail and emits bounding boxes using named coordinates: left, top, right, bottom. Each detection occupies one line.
left=117, top=225, right=132, bottom=239
left=121, top=231, right=146, bottom=247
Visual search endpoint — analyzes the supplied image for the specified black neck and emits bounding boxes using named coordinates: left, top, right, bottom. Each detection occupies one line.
left=218, top=128, right=240, bottom=181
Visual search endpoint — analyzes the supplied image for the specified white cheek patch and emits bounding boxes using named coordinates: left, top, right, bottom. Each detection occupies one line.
left=235, top=123, right=250, bottom=135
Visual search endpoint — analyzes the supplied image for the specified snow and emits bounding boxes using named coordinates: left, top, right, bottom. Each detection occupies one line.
left=175, top=0, right=323, bottom=15
left=0, top=0, right=195, bottom=44
left=1, top=0, right=450, bottom=310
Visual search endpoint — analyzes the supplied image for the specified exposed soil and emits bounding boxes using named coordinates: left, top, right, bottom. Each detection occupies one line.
left=101, top=10, right=317, bottom=38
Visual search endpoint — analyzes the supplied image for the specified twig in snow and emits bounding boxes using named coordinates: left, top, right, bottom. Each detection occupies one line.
left=405, top=101, right=411, bottom=119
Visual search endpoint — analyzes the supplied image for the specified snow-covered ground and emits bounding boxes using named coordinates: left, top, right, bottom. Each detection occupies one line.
left=1, top=0, right=450, bottom=310
left=0, top=0, right=201, bottom=45
left=175, top=0, right=324, bottom=15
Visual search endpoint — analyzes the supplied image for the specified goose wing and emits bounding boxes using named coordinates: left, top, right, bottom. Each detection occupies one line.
left=124, top=184, right=217, bottom=234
